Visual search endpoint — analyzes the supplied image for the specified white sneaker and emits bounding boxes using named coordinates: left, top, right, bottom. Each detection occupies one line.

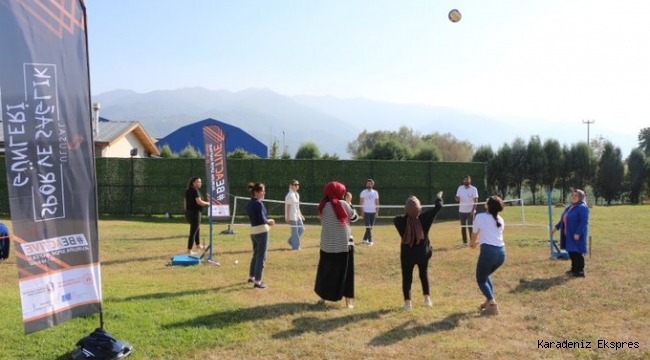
left=424, top=299, right=433, bottom=307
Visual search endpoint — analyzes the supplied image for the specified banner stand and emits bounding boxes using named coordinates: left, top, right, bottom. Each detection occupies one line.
left=220, top=225, right=237, bottom=235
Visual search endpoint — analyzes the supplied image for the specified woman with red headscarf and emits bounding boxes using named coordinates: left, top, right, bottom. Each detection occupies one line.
left=314, top=181, right=358, bottom=308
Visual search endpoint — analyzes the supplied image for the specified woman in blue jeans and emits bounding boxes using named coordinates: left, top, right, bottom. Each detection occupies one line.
left=470, top=196, right=506, bottom=316
left=246, top=182, right=275, bottom=289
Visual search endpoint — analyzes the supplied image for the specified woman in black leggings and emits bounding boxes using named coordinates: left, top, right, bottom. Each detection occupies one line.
left=393, top=191, right=443, bottom=309
left=184, top=177, right=210, bottom=254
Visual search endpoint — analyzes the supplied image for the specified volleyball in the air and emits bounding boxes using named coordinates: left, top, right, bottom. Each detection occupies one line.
left=448, top=9, right=462, bottom=23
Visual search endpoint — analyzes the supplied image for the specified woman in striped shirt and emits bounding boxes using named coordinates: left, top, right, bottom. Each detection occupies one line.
left=314, top=181, right=358, bottom=308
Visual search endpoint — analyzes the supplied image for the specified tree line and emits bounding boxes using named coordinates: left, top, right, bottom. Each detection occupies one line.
left=157, top=127, right=650, bottom=205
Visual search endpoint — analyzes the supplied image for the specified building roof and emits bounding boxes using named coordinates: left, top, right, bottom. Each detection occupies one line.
left=0, top=117, right=160, bottom=157
left=156, top=118, right=267, bottom=158
left=94, top=118, right=160, bottom=156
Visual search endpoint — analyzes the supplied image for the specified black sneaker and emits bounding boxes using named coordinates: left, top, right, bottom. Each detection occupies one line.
left=254, top=283, right=268, bottom=289
left=573, top=272, right=585, bottom=278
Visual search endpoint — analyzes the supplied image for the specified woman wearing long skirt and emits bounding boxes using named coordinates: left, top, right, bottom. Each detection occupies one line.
left=315, top=181, right=358, bottom=308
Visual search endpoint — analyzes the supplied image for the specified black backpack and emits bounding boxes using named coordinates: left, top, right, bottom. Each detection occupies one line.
left=70, top=328, right=133, bottom=360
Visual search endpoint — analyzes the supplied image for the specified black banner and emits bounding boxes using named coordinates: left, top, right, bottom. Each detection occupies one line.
left=0, top=0, right=102, bottom=334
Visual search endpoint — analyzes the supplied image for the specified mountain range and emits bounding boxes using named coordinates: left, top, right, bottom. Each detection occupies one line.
left=92, top=87, right=633, bottom=159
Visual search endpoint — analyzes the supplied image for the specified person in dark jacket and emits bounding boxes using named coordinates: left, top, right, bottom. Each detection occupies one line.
left=393, top=191, right=443, bottom=310
left=0, top=222, right=9, bottom=261
left=551, top=189, right=589, bottom=277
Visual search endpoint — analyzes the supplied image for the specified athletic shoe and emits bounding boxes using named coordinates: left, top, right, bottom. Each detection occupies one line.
left=366, top=242, right=374, bottom=247
left=424, top=299, right=433, bottom=307
left=254, top=283, right=268, bottom=289
left=362, top=239, right=369, bottom=245
left=247, top=278, right=254, bottom=283
left=401, top=304, right=412, bottom=310
left=481, top=303, right=499, bottom=316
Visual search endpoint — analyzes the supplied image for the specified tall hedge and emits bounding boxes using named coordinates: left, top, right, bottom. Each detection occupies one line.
left=0, top=158, right=486, bottom=220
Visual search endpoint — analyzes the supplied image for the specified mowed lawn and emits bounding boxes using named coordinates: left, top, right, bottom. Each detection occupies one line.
left=0, top=205, right=648, bottom=360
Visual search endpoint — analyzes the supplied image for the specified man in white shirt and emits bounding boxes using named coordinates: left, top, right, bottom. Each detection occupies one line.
left=285, top=180, right=305, bottom=250
left=455, top=175, right=479, bottom=246
left=359, top=179, right=379, bottom=246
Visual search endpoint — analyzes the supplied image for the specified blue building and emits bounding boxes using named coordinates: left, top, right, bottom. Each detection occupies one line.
left=156, top=118, right=267, bottom=158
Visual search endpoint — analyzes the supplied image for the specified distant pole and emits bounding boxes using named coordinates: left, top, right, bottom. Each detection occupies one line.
left=582, top=119, right=595, bottom=145
left=92, top=102, right=101, bottom=137
left=282, top=131, right=286, bottom=154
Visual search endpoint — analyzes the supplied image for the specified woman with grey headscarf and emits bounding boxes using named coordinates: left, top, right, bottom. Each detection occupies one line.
left=551, top=189, right=590, bottom=277
left=392, top=191, right=443, bottom=310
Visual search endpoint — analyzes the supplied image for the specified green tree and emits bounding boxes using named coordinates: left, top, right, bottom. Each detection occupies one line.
left=638, top=127, right=650, bottom=155
left=568, top=142, right=596, bottom=190
left=321, top=153, right=340, bottom=160
left=295, top=142, right=321, bottom=159
left=509, top=138, right=528, bottom=200
left=268, top=140, right=280, bottom=159
left=228, top=148, right=260, bottom=159
left=595, top=142, right=624, bottom=204
left=626, top=148, right=647, bottom=204
left=589, top=135, right=608, bottom=159
left=542, top=139, right=563, bottom=193
left=558, top=145, right=573, bottom=202
left=525, top=136, right=545, bottom=204
left=281, top=150, right=291, bottom=160
left=179, top=144, right=202, bottom=158
left=364, top=139, right=410, bottom=160
left=347, top=130, right=393, bottom=158
left=422, top=132, right=473, bottom=162
left=411, top=144, right=441, bottom=161
left=492, top=143, right=512, bottom=199
left=472, top=145, right=496, bottom=194
left=158, top=144, right=177, bottom=158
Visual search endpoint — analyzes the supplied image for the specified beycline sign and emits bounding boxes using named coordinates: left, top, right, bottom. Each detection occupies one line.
left=203, top=124, right=230, bottom=218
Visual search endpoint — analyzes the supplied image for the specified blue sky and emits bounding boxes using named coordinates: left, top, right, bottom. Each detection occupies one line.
left=85, top=1, right=649, bottom=156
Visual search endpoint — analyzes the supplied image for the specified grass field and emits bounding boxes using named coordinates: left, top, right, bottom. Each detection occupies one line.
left=0, top=205, right=649, bottom=360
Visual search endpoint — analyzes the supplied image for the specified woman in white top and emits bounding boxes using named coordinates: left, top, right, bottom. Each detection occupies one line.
left=285, top=180, right=305, bottom=250
left=470, top=196, right=505, bottom=316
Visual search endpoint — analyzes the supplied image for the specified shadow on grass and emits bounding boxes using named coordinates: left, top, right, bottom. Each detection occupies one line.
left=161, top=302, right=347, bottom=330
left=369, top=312, right=468, bottom=346
left=107, top=283, right=244, bottom=303
left=272, top=309, right=392, bottom=339
left=102, top=255, right=176, bottom=266
left=511, top=275, right=570, bottom=293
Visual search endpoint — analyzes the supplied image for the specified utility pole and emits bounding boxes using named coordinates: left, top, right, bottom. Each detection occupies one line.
left=582, top=119, right=595, bottom=145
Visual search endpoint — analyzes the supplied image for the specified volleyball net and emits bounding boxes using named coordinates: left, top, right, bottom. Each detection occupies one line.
left=226, top=195, right=529, bottom=229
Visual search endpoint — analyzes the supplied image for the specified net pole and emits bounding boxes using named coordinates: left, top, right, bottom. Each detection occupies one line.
left=547, top=188, right=554, bottom=258
left=207, top=180, right=213, bottom=261
left=230, top=196, right=239, bottom=227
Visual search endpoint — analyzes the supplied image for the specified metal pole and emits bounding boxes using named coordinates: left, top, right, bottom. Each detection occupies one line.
left=582, top=119, right=595, bottom=145
left=92, top=102, right=100, bottom=137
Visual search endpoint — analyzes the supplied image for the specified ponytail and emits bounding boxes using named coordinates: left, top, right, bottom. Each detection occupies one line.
left=486, top=196, right=505, bottom=228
